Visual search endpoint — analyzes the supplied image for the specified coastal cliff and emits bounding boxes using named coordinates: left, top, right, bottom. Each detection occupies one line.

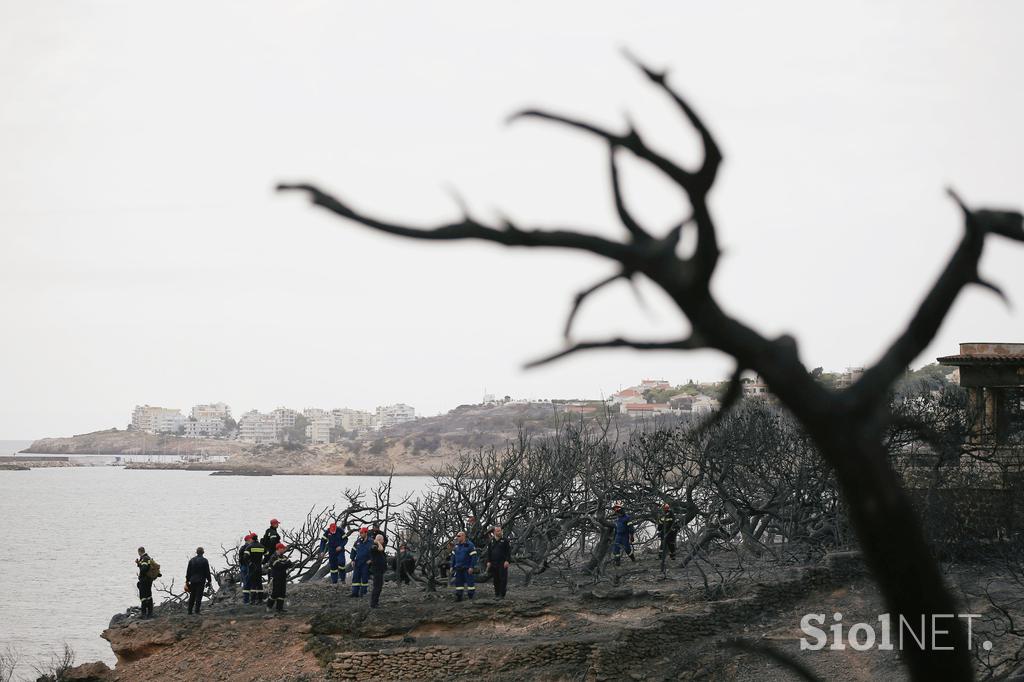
left=19, top=404, right=585, bottom=476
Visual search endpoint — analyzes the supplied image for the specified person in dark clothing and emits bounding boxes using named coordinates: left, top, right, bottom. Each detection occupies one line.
left=185, top=547, right=213, bottom=615
left=370, top=522, right=387, bottom=546
left=261, top=519, right=282, bottom=556
left=135, top=547, right=155, bottom=618
left=349, top=527, right=372, bottom=597
left=369, top=534, right=388, bottom=608
left=237, top=534, right=254, bottom=603
left=243, top=537, right=267, bottom=604
left=393, top=544, right=416, bottom=585
left=319, top=521, right=348, bottom=585
left=657, top=503, right=678, bottom=561
left=485, top=526, right=512, bottom=599
left=266, top=543, right=292, bottom=612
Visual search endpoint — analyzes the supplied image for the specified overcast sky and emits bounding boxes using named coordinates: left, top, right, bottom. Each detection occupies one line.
left=2, top=2, right=1022, bottom=439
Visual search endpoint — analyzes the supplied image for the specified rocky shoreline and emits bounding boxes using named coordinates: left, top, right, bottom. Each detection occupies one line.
left=19, top=429, right=455, bottom=477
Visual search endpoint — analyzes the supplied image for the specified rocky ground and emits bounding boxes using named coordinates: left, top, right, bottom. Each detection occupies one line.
left=63, top=551, right=952, bottom=682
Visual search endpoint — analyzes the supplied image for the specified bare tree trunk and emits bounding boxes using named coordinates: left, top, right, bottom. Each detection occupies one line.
left=817, top=423, right=969, bottom=679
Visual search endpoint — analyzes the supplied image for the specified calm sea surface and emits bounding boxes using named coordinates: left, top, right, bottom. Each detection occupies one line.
left=0, top=467, right=431, bottom=678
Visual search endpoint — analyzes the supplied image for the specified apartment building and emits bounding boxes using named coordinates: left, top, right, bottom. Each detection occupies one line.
left=375, top=403, right=416, bottom=429
left=303, top=407, right=330, bottom=420
left=271, top=407, right=298, bottom=432
left=306, top=416, right=333, bottom=445
left=332, top=408, right=376, bottom=432
left=238, top=410, right=280, bottom=444
left=191, top=402, right=231, bottom=420
left=131, top=405, right=184, bottom=433
left=183, top=417, right=225, bottom=438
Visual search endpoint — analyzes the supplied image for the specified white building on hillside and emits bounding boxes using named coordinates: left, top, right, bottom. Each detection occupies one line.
left=271, top=407, right=298, bottom=432
left=692, top=395, right=720, bottom=414
left=184, top=417, right=225, bottom=438
left=155, top=413, right=187, bottom=433
left=375, top=403, right=416, bottom=429
left=191, top=402, right=231, bottom=420
left=132, top=405, right=184, bottom=433
left=306, top=416, right=333, bottom=445
left=332, top=408, right=376, bottom=432
left=742, top=375, right=771, bottom=398
left=239, top=410, right=280, bottom=444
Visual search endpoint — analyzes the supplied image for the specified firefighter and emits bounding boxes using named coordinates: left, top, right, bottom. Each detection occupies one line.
left=657, top=503, right=678, bottom=560
left=261, top=518, right=282, bottom=556
left=238, top=533, right=256, bottom=603
left=135, top=547, right=155, bottom=618
left=243, top=534, right=267, bottom=603
left=450, top=531, right=478, bottom=601
left=319, top=521, right=348, bottom=585
left=266, top=543, right=292, bottom=612
left=485, top=526, right=512, bottom=599
left=349, top=527, right=372, bottom=597
left=611, top=503, right=635, bottom=565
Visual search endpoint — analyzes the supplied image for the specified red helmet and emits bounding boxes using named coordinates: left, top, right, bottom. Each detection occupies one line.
left=328, top=522, right=337, bottom=530
left=359, top=526, right=369, bottom=533
left=270, top=518, right=280, bottom=526
left=275, top=543, right=286, bottom=550
left=246, top=533, right=255, bottom=541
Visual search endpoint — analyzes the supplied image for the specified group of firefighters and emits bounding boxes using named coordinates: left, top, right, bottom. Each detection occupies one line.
left=134, top=502, right=679, bottom=616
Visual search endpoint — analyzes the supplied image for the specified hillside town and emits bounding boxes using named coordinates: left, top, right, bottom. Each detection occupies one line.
left=130, top=403, right=416, bottom=446
left=120, top=367, right=941, bottom=457
left=126, top=367, right=885, bottom=447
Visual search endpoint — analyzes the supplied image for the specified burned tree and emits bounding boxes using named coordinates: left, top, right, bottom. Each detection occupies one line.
left=217, top=479, right=408, bottom=587
left=280, top=55, right=1022, bottom=680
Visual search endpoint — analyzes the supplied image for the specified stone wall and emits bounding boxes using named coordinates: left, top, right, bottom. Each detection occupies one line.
left=327, top=553, right=866, bottom=681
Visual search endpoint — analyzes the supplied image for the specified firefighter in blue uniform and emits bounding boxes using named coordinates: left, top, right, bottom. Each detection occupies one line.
left=450, top=531, right=478, bottom=601
left=243, top=537, right=267, bottom=603
left=349, top=527, right=372, bottom=597
left=319, top=521, right=348, bottom=585
left=611, top=502, right=636, bottom=565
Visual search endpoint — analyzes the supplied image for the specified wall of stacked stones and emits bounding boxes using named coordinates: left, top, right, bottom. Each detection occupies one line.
left=328, top=553, right=865, bottom=681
